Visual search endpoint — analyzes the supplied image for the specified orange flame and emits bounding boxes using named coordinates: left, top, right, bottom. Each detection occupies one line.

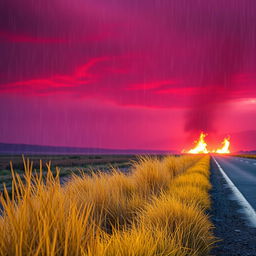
left=187, top=132, right=209, bottom=154
left=184, top=133, right=231, bottom=154
left=215, top=137, right=230, bottom=154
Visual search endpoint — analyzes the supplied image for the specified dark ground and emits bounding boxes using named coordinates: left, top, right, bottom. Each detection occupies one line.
left=0, top=154, right=137, bottom=192
left=0, top=154, right=138, bottom=170
left=210, top=158, right=256, bottom=256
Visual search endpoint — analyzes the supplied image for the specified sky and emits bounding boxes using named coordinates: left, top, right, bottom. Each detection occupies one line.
left=0, top=0, right=256, bottom=151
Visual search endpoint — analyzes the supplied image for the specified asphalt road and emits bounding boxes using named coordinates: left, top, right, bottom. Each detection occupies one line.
left=214, top=155, right=256, bottom=210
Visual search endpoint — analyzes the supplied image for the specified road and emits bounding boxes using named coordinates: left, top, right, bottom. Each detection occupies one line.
left=214, top=155, right=256, bottom=210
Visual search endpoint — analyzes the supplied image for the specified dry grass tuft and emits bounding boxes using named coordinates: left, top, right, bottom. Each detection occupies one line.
left=0, top=155, right=215, bottom=256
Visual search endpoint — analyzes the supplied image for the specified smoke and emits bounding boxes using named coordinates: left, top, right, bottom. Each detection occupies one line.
left=185, top=22, right=246, bottom=133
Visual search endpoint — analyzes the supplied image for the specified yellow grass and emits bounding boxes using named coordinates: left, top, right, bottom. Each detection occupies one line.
left=0, top=155, right=215, bottom=255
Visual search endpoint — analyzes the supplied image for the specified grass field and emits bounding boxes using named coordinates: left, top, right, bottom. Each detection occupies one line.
left=0, top=155, right=215, bottom=255
left=0, top=155, right=136, bottom=192
left=234, top=154, right=256, bottom=159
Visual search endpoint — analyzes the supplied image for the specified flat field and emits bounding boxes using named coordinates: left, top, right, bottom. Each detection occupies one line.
left=0, top=154, right=214, bottom=255
left=0, top=154, right=137, bottom=192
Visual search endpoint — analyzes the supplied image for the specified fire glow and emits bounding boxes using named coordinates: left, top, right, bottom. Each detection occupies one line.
left=185, top=132, right=230, bottom=154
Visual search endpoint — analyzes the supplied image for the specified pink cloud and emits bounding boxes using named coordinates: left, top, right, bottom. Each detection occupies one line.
left=0, top=30, right=112, bottom=44
left=0, top=57, right=114, bottom=96
left=74, top=57, right=113, bottom=78
left=1, top=60, right=256, bottom=110
left=127, top=80, right=180, bottom=90
left=1, top=0, right=256, bottom=149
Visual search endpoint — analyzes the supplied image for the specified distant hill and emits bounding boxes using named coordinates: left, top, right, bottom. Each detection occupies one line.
left=236, top=150, right=256, bottom=155
left=0, top=143, right=177, bottom=155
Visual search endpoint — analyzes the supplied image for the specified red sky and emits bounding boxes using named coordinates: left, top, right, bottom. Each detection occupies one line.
left=0, top=0, right=256, bottom=151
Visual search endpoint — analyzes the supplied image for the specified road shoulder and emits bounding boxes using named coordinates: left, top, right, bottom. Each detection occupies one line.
left=210, top=158, right=256, bottom=256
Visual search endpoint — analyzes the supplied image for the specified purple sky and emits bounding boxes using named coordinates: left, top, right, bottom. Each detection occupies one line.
left=0, top=0, right=256, bottom=151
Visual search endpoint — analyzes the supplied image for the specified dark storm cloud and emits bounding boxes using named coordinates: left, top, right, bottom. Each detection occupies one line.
left=0, top=0, right=256, bottom=142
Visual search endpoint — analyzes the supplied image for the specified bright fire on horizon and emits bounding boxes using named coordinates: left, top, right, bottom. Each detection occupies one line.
left=185, top=132, right=230, bottom=154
